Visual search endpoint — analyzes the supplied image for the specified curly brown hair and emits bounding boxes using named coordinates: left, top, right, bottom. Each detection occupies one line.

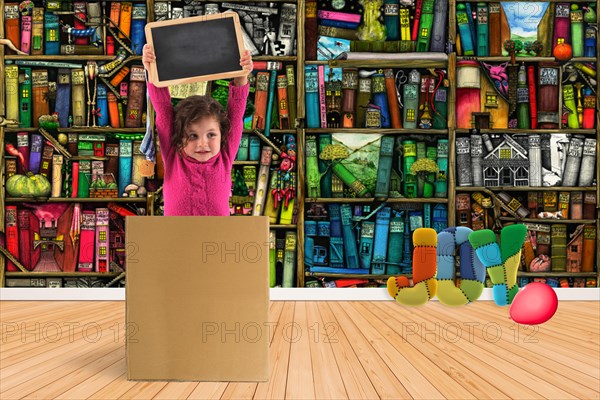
left=171, top=96, right=231, bottom=153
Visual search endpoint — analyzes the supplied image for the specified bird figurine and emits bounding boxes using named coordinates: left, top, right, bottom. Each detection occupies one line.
left=38, top=112, right=60, bottom=133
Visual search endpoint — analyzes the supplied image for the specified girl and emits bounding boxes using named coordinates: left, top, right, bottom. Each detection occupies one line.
left=142, top=44, right=253, bottom=216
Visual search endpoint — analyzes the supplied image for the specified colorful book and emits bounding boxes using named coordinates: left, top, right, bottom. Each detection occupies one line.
left=5, top=65, right=19, bottom=125
left=329, top=204, right=345, bottom=268
left=71, top=69, right=86, bottom=127
left=18, top=68, right=32, bottom=128
left=318, top=134, right=333, bottom=197
left=359, top=221, right=375, bottom=270
left=130, top=4, right=146, bottom=55
left=552, top=3, right=570, bottom=52
left=28, top=134, right=43, bottom=174
left=118, top=140, right=133, bottom=197
left=582, top=225, right=596, bottom=273
left=551, top=224, right=567, bottom=271
left=21, top=13, right=32, bottom=54
left=286, top=65, right=297, bottom=127
left=95, top=208, right=110, bottom=273
left=51, top=155, right=63, bottom=198
left=39, top=141, right=54, bottom=178
left=253, top=72, right=269, bottom=130
left=31, top=7, right=44, bottom=55
left=78, top=160, right=91, bottom=198
left=416, top=0, right=435, bottom=52
left=77, top=211, right=96, bottom=272
left=340, top=204, right=359, bottom=268
left=374, top=136, right=395, bottom=198
left=252, top=146, right=273, bottom=216
left=282, top=231, right=297, bottom=287
left=305, top=136, right=321, bottom=198
left=17, top=209, right=36, bottom=271
left=125, top=66, right=146, bottom=128
left=277, top=75, right=290, bottom=129
left=4, top=3, right=20, bottom=55
left=119, top=2, right=133, bottom=39
left=5, top=206, right=20, bottom=271
left=371, top=207, right=391, bottom=274
left=264, top=70, right=278, bottom=136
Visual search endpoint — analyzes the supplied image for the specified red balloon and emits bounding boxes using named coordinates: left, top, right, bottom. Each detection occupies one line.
left=510, top=282, right=558, bottom=325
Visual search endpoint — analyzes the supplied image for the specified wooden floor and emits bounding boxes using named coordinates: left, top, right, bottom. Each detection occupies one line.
left=1, top=301, right=599, bottom=400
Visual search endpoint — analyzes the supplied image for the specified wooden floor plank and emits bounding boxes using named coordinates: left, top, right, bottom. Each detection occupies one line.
left=285, top=302, right=316, bottom=400
left=87, top=373, right=139, bottom=400
left=187, top=383, right=228, bottom=400
left=253, top=302, right=294, bottom=400
left=118, top=381, right=169, bottom=400
left=221, top=383, right=258, bottom=400
left=305, top=302, right=348, bottom=400
left=317, top=302, right=380, bottom=400
left=55, top=358, right=127, bottom=400
left=152, top=382, right=199, bottom=400
left=327, top=302, right=412, bottom=399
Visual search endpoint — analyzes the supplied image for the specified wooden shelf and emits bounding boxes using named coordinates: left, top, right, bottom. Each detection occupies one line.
left=305, top=271, right=596, bottom=279
left=306, top=272, right=399, bottom=279
left=456, top=186, right=598, bottom=192
left=5, top=197, right=147, bottom=203
left=458, top=0, right=590, bottom=2
left=500, top=217, right=597, bottom=224
left=233, top=160, right=260, bottom=165
left=305, top=197, right=449, bottom=203
left=455, top=129, right=598, bottom=135
left=270, top=224, right=297, bottom=229
left=253, top=56, right=297, bottom=62
left=5, top=272, right=121, bottom=278
left=4, top=127, right=146, bottom=133
left=517, top=272, right=598, bottom=277
left=5, top=55, right=140, bottom=61
left=244, top=129, right=296, bottom=134
left=457, top=56, right=596, bottom=62
left=305, top=128, right=448, bottom=135
left=304, top=60, right=330, bottom=65
left=328, top=59, right=448, bottom=68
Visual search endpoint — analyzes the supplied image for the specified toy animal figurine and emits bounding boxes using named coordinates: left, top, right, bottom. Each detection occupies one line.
left=482, top=62, right=509, bottom=96
left=358, top=0, right=387, bottom=41
left=537, top=210, right=563, bottom=219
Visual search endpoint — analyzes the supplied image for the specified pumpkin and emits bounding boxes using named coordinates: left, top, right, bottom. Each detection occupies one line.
left=553, top=43, right=573, bottom=61
left=6, top=172, right=52, bottom=197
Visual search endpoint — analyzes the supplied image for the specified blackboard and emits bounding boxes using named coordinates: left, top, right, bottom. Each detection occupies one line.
left=145, top=13, right=247, bottom=87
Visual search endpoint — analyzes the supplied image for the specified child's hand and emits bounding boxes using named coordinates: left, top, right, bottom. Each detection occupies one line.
left=142, top=44, right=156, bottom=72
left=233, top=50, right=253, bottom=86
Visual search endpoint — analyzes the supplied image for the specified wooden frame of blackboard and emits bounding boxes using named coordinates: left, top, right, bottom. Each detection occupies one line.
left=144, top=12, right=247, bottom=88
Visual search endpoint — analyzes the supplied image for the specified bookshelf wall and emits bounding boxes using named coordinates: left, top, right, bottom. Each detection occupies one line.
left=1, top=0, right=598, bottom=289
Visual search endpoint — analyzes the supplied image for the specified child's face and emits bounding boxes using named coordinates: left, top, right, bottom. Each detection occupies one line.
left=183, top=117, right=222, bottom=162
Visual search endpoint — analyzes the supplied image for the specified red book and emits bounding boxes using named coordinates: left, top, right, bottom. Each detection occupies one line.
left=305, top=0, right=318, bottom=61
left=5, top=206, right=20, bottom=271
left=73, top=2, right=88, bottom=45
left=412, top=0, right=424, bottom=41
left=17, top=209, right=40, bottom=271
left=4, top=3, right=20, bottom=55
left=78, top=211, right=96, bottom=272
left=552, top=4, right=570, bottom=51
left=16, top=132, right=30, bottom=175
left=95, top=208, right=110, bottom=273
left=71, top=162, right=80, bottom=198
left=527, top=66, right=537, bottom=129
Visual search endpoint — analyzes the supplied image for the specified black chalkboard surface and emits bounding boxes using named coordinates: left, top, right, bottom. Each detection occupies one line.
left=145, top=13, right=247, bottom=87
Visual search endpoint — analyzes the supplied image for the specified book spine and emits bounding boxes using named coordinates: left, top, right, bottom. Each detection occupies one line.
left=432, top=86, right=448, bottom=129
left=402, top=140, right=417, bottom=197
left=359, top=221, right=375, bottom=270
left=305, top=66, right=320, bottom=128
left=341, top=68, right=358, bottom=128
left=371, top=74, right=390, bottom=128
left=4, top=4, right=20, bottom=56
left=470, top=134, right=483, bottom=187
left=584, top=26, right=596, bottom=57
left=329, top=204, right=345, bottom=268
left=583, top=192, right=596, bottom=220
left=286, top=65, right=297, bottom=126
left=305, top=136, right=321, bottom=198
left=71, top=69, right=86, bottom=127
left=558, top=191, right=570, bottom=219
left=318, top=66, right=327, bottom=129
left=383, top=69, right=401, bottom=128
left=18, top=67, right=32, bottom=128
left=527, top=65, right=537, bottom=129
left=28, top=134, right=43, bottom=174
left=39, top=142, right=54, bottom=178
left=109, top=2, right=121, bottom=29
left=384, top=0, right=400, bottom=40
left=432, top=204, right=448, bottom=233
left=5, top=157, right=17, bottom=179
left=371, top=207, right=391, bottom=274
left=399, top=7, right=411, bottom=41
left=356, top=77, right=372, bottom=128
left=527, top=135, right=542, bottom=187
left=51, top=155, right=63, bottom=197
left=375, top=136, right=395, bottom=198
left=456, top=193, right=472, bottom=227
left=16, top=132, right=30, bottom=175
left=340, top=204, right=360, bottom=268
left=430, top=0, right=448, bottom=52
left=78, top=211, right=96, bottom=272
left=551, top=224, right=567, bottom=272
left=537, top=63, right=560, bottom=128
left=317, top=25, right=357, bottom=41
left=104, top=143, right=119, bottom=181
left=17, top=210, right=32, bottom=270
left=552, top=3, right=571, bottom=52
left=582, top=225, right=596, bottom=272
left=277, top=75, right=290, bottom=129
left=279, top=180, right=296, bottom=224
left=21, top=15, right=32, bottom=54
left=318, top=134, right=332, bottom=197
left=562, top=136, right=584, bottom=186
left=516, top=65, right=530, bottom=129
left=5, top=65, right=19, bottom=125
left=570, top=191, right=583, bottom=219
left=402, top=82, right=419, bottom=129
left=582, top=90, right=596, bottom=129
left=119, top=2, right=133, bottom=39
left=252, top=146, right=273, bottom=216
left=543, top=190, right=558, bottom=212
left=5, top=206, right=20, bottom=272
left=31, top=69, right=49, bottom=128
left=434, top=139, right=448, bottom=197
left=331, top=162, right=370, bottom=197
left=236, top=134, right=249, bottom=161
left=95, top=208, right=110, bottom=273
left=248, top=136, right=260, bottom=161
left=318, top=10, right=361, bottom=23
left=131, top=140, right=144, bottom=186
left=107, top=93, right=120, bottom=128
left=31, top=8, right=44, bottom=55
left=130, top=4, right=146, bottom=55
left=386, top=214, right=404, bottom=274
left=118, top=140, right=133, bottom=197
left=320, top=19, right=359, bottom=29
left=96, top=84, right=109, bottom=127
left=456, top=137, right=473, bottom=186
left=264, top=171, right=281, bottom=223
left=269, top=230, right=277, bottom=287
left=78, top=160, right=91, bottom=198
left=416, top=0, right=435, bottom=52
left=475, top=3, right=489, bottom=56
left=578, top=138, right=596, bottom=186
left=306, top=0, right=318, bottom=60
left=412, top=0, right=423, bottom=41
left=264, top=70, right=278, bottom=136
left=124, top=66, right=145, bottom=128
left=253, top=72, right=269, bottom=130
left=282, top=231, right=297, bottom=287
left=73, top=2, right=87, bottom=45
left=456, top=4, right=475, bottom=55
left=55, top=69, right=71, bottom=128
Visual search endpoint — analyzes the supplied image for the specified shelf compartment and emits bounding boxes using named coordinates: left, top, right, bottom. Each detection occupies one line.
left=500, top=217, right=596, bottom=224
left=270, top=224, right=297, bottom=229
left=5, top=272, right=122, bottom=277
left=456, top=56, right=596, bottom=62
left=305, top=197, right=449, bottom=203
left=455, top=129, right=598, bottom=135
left=233, top=161, right=260, bottom=165
left=328, top=59, right=447, bottom=68
left=4, top=127, right=147, bottom=133
left=5, top=197, right=147, bottom=203
left=5, top=55, right=141, bottom=61
left=456, top=186, right=598, bottom=192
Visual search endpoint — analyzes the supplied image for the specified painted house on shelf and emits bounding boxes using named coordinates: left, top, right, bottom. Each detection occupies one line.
left=482, top=134, right=529, bottom=187
left=566, top=224, right=585, bottom=272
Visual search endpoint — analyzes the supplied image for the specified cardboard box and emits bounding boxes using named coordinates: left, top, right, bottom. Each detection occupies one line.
left=126, top=216, right=270, bottom=381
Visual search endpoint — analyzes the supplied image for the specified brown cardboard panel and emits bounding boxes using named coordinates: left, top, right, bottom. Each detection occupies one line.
left=126, top=216, right=269, bottom=381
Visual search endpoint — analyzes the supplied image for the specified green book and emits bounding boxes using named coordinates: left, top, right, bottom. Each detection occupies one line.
left=78, top=160, right=91, bottom=198
left=416, top=0, right=435, bottom=51
left=305, top=135, right=321, bottom=198
left=282, top=231, right=297, bottom=287
left=19, top=68, right=32, bottom=128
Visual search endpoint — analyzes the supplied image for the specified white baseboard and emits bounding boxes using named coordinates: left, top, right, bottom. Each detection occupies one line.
left=1, top=288, right=599, bottom=301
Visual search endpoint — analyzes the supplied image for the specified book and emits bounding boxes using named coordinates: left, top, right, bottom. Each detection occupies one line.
left=456, top=137, right=472, bottom=186
left=264, top=70, right=278, bottom=136
left=456, top=193, right=471, bottom=228
left=328, top=204, right=345, bottom=268
left=51, top=155, right=63, bottom=198
left=488, top=3, right=501, bottom=56
left=18, top=68, right=32, bottom=128
left=286, top=65, right=297, bottom=127
left=383, top=0, right=400, bottom=40
left=277, top=75, right=290, bottom=129
left=341, top=68, right=358, bottom=127
left=537, top=63, right=560, bottom=128
left=402, top=80, right=419, bottom=129
left=4, top=65, right=19, bottom=126
left=28, top=134, right=43, bottom=175
left=253, top=72, right=269, bottom=130
left=73, top=1, right=87, bottom=45
left=528, top=135, right=542, bottom=187
left=5, top=157, right=17, bottom=179
left=432, top=86, right=448, bottom=129
left=563, top=84, right=580, bottom=129
left=558, top=192, right=570, bottom=219
left=118, top=140, right=133, bottom=197
left=305, top=136, right=321, bottom=198
left=318, top=65, right=327, bottom=128
left=119, top=2, right=133, bottom=39
left=252, top=146, right=273, bottom=216
left=130, top=4, right=146, bottom=55
left=17, top=209, right=37, bottom=271
left=432, top=204, right=448, bottom=233
left=582, top=225, right=596, bottom=272
left=71, top=69, right=86, bottom=127
left=318, top=134, right=333, bottom=197
left=356, top=77, right=371, bottom=128
left=579, top=138, right=596, bottom=186
left=269, top=230, right=277, bottom=287
left=4, top=3, right=20, bottom=56
left=39, top=141, right=54, bottom=178
left=371, top=73, right=390, bottom=128
left=31, top=7, right=44, bottom=55
left=282, top=231, right=297, bottom=287
left=551, top=224, right=567, bottom=271
left=552, top=3, right=571, bottom=52
left=435, top=139, right=449, bottom=197
left=5, top=206, right=20, bottom=271
left=374, top=136, right=395, bottom=198
left=125, top=66, right=145, bottom=128
left=21, top=13, right=32, bottom=54
left=95, top=208, right=110, bottom=273
left=456, top=4, right=475, bottom=55
left=107, top=92, right=120, bottom=128
left=371, top=206, right=391, bottom=274
left=78, top=160, right=91, bottom=198
left=306, top=0, right=318, bottom=60
left=131, top=140, right=145, bottom=186
left=386, top=211, right=404, bottom=275
left=78, top=211, right=96, bottom=272
left=340, top=204, right=360, bottom=268
left=583, top=193, right=596, bottom=220
left=358, top=221, right=375, bottom=270
left=430, top=0, right=448, bottom=52
left=470, top=135, right=483, bottom=187
left=570, top=191, right=583, bottom=220
left=416, top=0, right=435, bottom=52
left=562, top=136, right=584, bottom=186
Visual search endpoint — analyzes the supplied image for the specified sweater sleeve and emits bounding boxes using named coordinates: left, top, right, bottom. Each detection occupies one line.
left=223, top=82, right=250, bottom=163
left=147, top=82, right=175, bottom=162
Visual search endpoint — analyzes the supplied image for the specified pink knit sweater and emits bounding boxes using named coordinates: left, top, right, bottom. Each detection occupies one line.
left=147, top=82, right=249, bottom=216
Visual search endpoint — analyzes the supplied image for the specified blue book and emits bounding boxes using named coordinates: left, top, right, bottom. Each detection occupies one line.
left=319, top=19, right=360, bottom=29
left=264, top=70, right=278, bottom=136
left=464, top=3, right=477, bottom=55
left=236, top=134, right=249, bottom=161
left=424, top=203, right=432, bottom=228
left=476, top=3, right=489, bottom=56
left=29, top=134, right=43, bottom=174
left=118, top=140, right=133, bottom=197
left=318, top=134, right=332, bottom=197
left=130, top=4, right=147, bottom=55
left=317, top=36, right=351, bottom=60
left=340, top=204, right=359, bottom=268
left=359, top=221, right=375, bottom=270
left=400, top=212, right=413, bottom=272
left=386, top=211, right=404, bottom=275
left=375, top=136, right=395, bottom=198
left=329, top=204, right=345, bottom=268
left=44, top=12, right=60, bottom=55
left=249, top=136, right=261, bottom=161
left=456, top=4, right=475, bottom=56
left=371, top=206, right=391, bottom=275
left=96, top=84, right=109, bottom=127
left=305, top=66, right=320, bottom=128
left=304, top=221, right=316, bottom=268
left=55, top=69, right=71, bottom=128
left=309, top=266, right=369, bottom=274
left=432, top=204, right=448, bottom=233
